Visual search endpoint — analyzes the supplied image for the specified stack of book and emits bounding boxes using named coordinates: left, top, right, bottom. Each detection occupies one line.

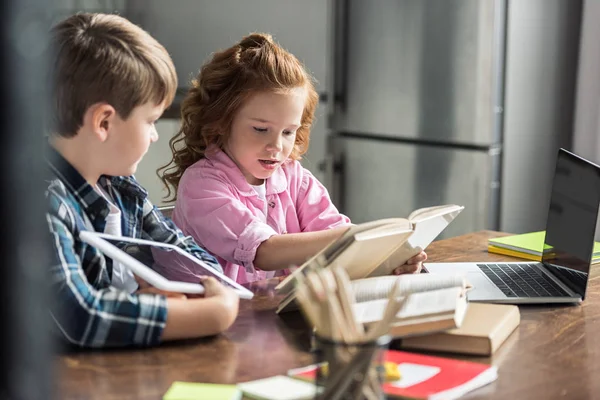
left=488, top=231, right=600, bottom=264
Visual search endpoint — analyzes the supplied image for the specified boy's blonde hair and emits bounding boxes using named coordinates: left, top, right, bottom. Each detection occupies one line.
left=158, top=33, right=319, bottom=201
left=49, top=13, right=177, bottom=137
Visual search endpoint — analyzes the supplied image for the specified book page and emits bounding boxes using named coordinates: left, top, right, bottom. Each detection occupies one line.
left=407, top=204, right=463, bottom=223
left=275, top=219, right=405, bottom=294
left=351, top=274, right=466, bottom=303
left=369, top=206, right=464, bottom=277
left=332, top=228, right=413, bottom=280
left=353, top=287, right=463, bottom=324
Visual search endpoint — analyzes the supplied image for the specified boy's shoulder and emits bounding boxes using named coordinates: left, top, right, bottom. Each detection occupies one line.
left=45, top=177, right=86, bottom=231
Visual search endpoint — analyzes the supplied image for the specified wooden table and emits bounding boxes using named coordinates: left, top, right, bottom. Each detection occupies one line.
left=58, top=231, right=600, bottom=399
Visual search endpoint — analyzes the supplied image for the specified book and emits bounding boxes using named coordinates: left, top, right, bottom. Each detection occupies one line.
left=288, top=349, right=498, bottom=400
left=163, top=382, right=241, bottom=400
left=488, top=231, right=600, bottom=262
left=275, top=204, right=464, bottom=312
left=400, top=303, right=520, bottom=356
left=488, top=244, right=600, bottom=264
left=237, top=375, right=318, bottom=400
left=350, top=275, right=470, bottom=338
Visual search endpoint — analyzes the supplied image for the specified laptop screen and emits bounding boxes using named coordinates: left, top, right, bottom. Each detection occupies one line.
left=542, top=149, right=600, bottom=299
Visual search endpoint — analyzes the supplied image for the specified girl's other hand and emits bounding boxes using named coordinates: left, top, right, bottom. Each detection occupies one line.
left=392, top=251, right=427, bottom=275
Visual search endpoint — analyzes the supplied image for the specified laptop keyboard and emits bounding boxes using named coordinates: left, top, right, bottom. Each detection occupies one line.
left=477, top=263, right=569, bottom=297
left=551, top=266, right=588, bottom=291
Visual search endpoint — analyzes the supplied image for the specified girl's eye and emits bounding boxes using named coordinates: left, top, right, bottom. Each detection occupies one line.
left=253, top=127, right=268, bottom=133
left=283, top=130, right=295, bottom=136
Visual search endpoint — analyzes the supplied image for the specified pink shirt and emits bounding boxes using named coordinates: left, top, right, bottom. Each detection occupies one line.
left=172, top=148, right=351, bottom=284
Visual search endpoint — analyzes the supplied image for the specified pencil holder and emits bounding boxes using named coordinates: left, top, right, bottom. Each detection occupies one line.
left=312, top=334, right=391, bottom=400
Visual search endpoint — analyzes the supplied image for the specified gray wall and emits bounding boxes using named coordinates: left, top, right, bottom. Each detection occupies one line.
left=573, top=0, right=600, bottom=165
left=573, top=0, right=600, bottom=239
left=51, top=0, right=126, bottom=22
left=500, top=0, right=580, bottom=234
left=125, top=0, right=330, bottom=205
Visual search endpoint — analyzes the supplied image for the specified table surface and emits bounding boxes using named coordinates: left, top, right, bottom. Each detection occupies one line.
left=58, top=231, right=600, bottom=399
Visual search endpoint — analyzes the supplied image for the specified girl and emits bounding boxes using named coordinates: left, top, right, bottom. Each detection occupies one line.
left=159, top=33, right=426, bottom=284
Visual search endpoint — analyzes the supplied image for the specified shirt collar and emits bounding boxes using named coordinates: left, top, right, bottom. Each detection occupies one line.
left=45, top=144, right=109, bottom=220
left=45, top=144, right=148, bottom=219
left=205, top=146, right=288, bottom=196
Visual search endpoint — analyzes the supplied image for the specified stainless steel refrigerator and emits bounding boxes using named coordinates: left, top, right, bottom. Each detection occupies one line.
left=325, top=0, right=581, bottom=238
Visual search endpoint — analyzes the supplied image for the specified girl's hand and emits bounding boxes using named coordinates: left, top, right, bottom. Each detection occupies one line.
left=392, top=251, right=427, bottom=275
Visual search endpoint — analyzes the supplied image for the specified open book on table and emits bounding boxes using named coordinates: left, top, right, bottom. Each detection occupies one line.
left=275, top=204, right=464, bottom=314
left=352, top=274, right=469, bottom=338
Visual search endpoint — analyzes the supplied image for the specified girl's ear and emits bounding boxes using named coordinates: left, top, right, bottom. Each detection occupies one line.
left=84, top=103, right=116, bottom=142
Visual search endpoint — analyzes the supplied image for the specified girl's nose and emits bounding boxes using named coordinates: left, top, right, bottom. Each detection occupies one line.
left=266, top=133, right=283, bottom=152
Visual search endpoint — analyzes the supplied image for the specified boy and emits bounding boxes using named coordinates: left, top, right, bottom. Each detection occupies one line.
left=46, top=13, right=239, bottom=348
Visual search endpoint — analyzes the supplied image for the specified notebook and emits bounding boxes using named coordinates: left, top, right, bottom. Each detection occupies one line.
left=400, top=303, right=520, bottom=356
left=424, top=148, right=600, bottom=304
left=488, top=231, right=600, bottom=263
left=288, top=350, right=497, bottom=400
left=238, top=375, right=318, bottom=400
left=163, top=382, right=241, bottom=400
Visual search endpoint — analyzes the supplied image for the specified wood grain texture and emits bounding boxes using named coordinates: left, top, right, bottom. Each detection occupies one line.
left=57, top=231, right=600, bottom=399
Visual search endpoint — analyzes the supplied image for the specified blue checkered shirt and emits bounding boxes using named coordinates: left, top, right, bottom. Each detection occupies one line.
left=46, top=147, right=222, bottom=348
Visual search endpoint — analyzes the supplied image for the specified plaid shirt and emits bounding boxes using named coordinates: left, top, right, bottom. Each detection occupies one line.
left=46, top=146, right=222, bottom=348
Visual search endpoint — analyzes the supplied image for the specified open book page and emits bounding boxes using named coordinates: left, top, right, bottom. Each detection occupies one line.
left=322, top=218, right=408, bottom=262
left=407, top=204, right=463, bottom=223
left=275, top=219, right=409, bottom=295
left=329, top=223, right=413, bottom=280
left=353, top=287, right=465, bottom=325
left=351, top=274, right=467, bottom=303
left=369, top=205, right=464, bottom=277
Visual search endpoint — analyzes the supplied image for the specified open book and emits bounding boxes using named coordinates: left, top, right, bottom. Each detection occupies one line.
left=275, top=204, right=464, bottom=313
left=351, top=274, right=469, bottom=338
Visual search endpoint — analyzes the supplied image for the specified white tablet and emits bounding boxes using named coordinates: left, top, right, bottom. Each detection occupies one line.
left=79, top=231, right=254, bottom=300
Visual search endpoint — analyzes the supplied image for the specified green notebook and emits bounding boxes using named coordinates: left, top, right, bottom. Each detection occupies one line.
left=489, top=231, right=600, bottom=258
left=163, top=382, right=241, bottom=400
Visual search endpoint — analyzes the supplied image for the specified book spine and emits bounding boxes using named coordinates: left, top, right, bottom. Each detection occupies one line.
left=487, top=245, right=541, bottom=261
left=401, top=335, right=491, bottom=356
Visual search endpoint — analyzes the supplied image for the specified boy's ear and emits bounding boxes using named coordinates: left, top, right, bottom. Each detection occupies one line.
left=84, top=103, right=116, bottom=142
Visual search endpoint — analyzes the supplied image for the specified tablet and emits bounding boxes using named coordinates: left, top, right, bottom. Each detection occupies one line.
left=79, top=231, right=254, bottom=300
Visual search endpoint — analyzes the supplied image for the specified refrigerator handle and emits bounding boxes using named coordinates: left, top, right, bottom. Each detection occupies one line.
left=331, top=0, right=349, bottom=112
left=318, top=149, right=345, bottom=212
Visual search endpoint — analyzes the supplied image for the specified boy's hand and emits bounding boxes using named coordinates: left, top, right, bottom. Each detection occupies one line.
left=135, top=275, right=186, bottom=298
left=392, top=251, right=427, bottom=275
left=136, top=286, right=186, bottom=299
left=198, top=276, right=240, bottom=309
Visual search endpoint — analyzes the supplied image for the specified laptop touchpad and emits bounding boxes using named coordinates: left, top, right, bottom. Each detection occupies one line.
left=466, top=271, right=505, bottom=300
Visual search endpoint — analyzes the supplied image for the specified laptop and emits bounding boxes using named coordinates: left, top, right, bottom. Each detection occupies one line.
left=79, top=231, right=254, bottom=300
left=423, top=148, right=600, bottom=304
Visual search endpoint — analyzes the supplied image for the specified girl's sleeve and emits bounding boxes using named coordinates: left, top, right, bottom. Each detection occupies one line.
left=178, top=174, right=277, bottom=273
left=295, top=166, right=352, bottom=232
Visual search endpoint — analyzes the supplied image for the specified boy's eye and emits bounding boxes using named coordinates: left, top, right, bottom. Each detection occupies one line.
left=253, top=127, right=268, bottom=133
